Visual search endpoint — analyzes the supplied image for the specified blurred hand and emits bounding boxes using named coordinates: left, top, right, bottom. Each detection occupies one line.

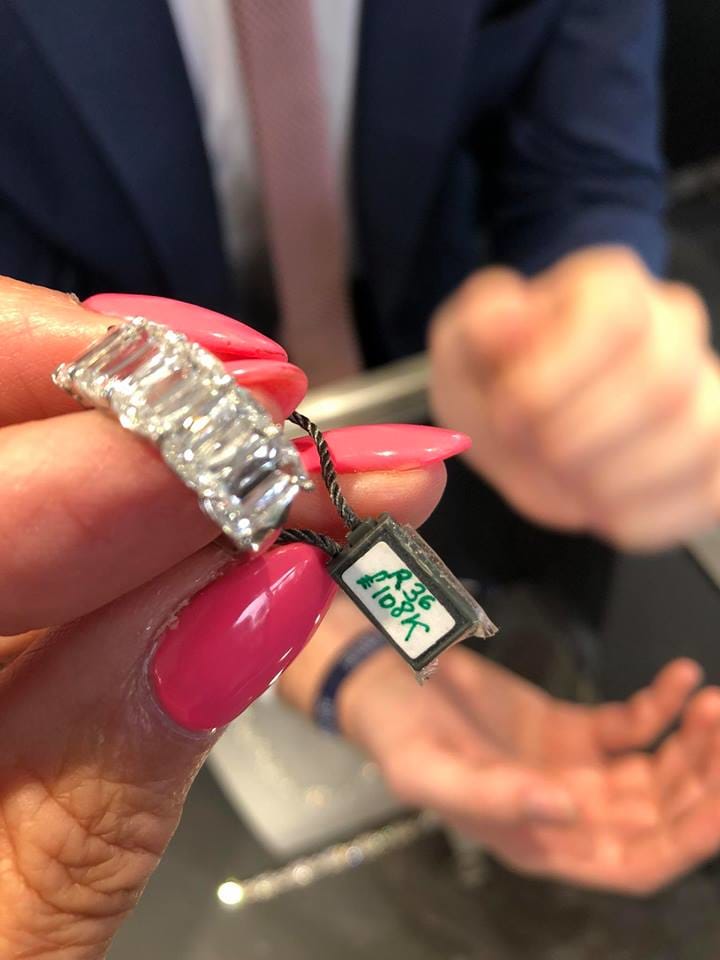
left=430, top=247, right=720, bottom=551
left=341, top=644, right=720, bottom=895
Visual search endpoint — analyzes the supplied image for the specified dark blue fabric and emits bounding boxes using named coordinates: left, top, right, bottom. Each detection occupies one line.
left=314, top=631, right=387, bottom=733
left=0, top=0, right=665, bottom=361
left=1, top=0, right=230, bottom=310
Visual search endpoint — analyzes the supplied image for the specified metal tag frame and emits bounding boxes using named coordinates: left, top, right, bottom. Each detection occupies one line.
left=328, top=514, right=497, bottom=672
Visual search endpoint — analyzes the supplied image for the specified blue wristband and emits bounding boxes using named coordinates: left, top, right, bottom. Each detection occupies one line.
left=314, top=631, right=387, bottom=734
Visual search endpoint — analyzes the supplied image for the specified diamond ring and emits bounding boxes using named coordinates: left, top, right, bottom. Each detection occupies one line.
left=52, top=317, right=312, bottom=553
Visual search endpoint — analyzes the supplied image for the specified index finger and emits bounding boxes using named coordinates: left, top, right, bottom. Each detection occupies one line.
left=0, top=279, right=288, bottom=425
left=0, top=278, right=104, bottom=425
left=0, top=408, right=452, bottom=633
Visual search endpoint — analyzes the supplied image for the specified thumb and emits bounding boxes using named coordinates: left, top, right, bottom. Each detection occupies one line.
left=0, top=541, right=335, bottom=953
left=433, top=267, right=540, bottom=372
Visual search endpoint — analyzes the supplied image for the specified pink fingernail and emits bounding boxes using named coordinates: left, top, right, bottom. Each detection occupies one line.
left=295, top=424, right=471, bottom=473
left=225, top=359, right=308, bottom=419
left=83, top=294, right=287, bottom=362
left=150, top=544, right=336, bottom=731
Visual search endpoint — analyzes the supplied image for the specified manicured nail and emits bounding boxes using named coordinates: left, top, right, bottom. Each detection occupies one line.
left=294, top=424, right=471, bottom=474
left=150, top=544, right=336, bottom=731
left=84, top=293, right=287, bottom=362
left=224, top=359, right=308, bottom=419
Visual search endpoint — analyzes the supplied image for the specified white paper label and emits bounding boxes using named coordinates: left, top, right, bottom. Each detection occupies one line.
left=341, top=541, right=456, bottom=660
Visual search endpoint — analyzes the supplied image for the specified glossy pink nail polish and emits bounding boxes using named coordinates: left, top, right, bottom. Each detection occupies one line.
left=224, top=359, right=308, bottom=418
left=295, top=424, right=471, bottom=474
left=84, top=293, right=287, bottom=362
left=151, top=544, right=336, bottom=731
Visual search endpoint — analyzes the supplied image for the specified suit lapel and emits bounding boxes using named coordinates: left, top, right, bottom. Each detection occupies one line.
left=353, top=0, right=493, bottom=318
left=11, top=0, right=230, bottom=307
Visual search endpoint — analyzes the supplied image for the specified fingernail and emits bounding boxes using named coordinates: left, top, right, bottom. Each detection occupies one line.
left=224, top=359, right=308, bottom=419
left=150, top=544, right=336, bottom=731
left=83, top=293, right=287, bottom=362
left=294, top=424, right=471, bottom=474
left=524, top=789, right=577, bottom=823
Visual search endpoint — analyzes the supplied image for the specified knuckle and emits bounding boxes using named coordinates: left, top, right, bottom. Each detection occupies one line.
left=532, top=428, right=571, bottom=470
left=594, top=246, right=646, bottom=273
left=585, top=247, right=646, bottom=287
left=651, top=361, right=696, bottom=416
left=566, top=273, right=649, bottom=344
left=561, top=246, right=646, bottom=281
left=664, top=282, right=711, bottom=338
left=591, top=508, right=636, bottom=550
left=572, top=473, right=605, bottom=511
left=453, top=268, right=528, bottom=336
left=454, top=273, right=493, bottom=318
left=618, top=296, right=652, bottom=342
left=0, top=769, right=174, bottom=932
left=604, top=246, right=647, bottom=276
left=459, top=267, right=524, bottom=304
left=500, top=379, right=547, bottom=431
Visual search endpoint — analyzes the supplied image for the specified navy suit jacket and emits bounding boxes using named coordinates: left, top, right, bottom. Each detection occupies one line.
left=0, top=0, right=665, bottom=364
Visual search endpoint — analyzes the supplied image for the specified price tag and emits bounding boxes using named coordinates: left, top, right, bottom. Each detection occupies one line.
left=328, top=514, right=497, bottom=674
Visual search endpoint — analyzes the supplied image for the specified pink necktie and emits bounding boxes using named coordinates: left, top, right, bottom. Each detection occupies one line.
left=230, top=0, right=363, bottom=385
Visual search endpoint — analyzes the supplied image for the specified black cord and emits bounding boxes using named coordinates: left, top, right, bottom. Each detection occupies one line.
left=277, top=412, right=361, bottom=557
left=288, top=412, right=361, bottom=529
left=277, top=528, right=343, bottom=557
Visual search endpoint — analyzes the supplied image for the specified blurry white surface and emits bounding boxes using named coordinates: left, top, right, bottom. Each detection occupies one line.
left=208, top=690, right=401, bottom=857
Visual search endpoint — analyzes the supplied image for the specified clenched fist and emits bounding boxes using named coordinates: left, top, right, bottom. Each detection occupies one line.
left=430, top=247, right=720, bottom=551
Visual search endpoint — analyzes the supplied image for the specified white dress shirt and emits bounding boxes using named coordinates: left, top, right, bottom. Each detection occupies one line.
left=167, top=0, right=360, bottom=285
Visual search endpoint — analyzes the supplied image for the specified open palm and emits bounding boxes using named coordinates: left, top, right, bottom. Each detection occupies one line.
left=344, top=646, right=720, bottom=894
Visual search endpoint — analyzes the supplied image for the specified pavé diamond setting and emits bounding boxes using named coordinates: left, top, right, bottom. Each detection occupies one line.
left=53, top=317, right=312, bottom=553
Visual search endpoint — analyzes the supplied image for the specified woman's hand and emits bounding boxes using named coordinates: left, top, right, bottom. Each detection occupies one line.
left=336, top=633, right=720, bottom=895
left=0, top=277, right=460, bottom=957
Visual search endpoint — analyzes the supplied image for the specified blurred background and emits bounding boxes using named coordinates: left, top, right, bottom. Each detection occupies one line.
left=110, top=3, right=720, bottom=958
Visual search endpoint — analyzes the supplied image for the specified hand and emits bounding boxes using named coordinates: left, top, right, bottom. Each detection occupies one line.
left=341, top=643, right=720, bottom=895
left=0, top=277, right=450, bottom=956
left=430, top=247, right=720, bottom=550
